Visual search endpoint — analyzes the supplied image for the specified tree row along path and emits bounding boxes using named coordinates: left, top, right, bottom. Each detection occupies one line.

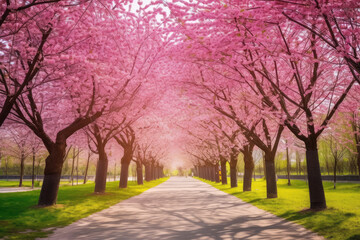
left=46, top=177, right=323, bottom=240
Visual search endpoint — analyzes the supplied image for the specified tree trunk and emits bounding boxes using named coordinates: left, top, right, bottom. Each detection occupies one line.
left=38, top=142, right=66, bottom=206
left=32, top=148, right=35, bottom=189
left=76, top=149, right=79, bottom=185
left=210, top=165, right=214, bottom=181
left=83, top=152, right=90, bottom=184
left=114, top=163, right=116, bottom=182
left=286, top=145, right=291, bottom=186
left=119, top=162, right=130, bottom=188
left=145, top=164, right=151, bottom=181
left=230, top=154, right=238, bottom=188
left=136, top=163, right=143, bottom=185
left=19, top=152, right=25, bottom=187
left=208, top=166, right=212, bottom=180
left=243, top=147, right=254, bottom=192
left=357, top=150, right=360, bottom=177
left=263, top=155, right=267, bottom=179
left=334, top=157, right=337, bottom=189
left=220, top=159, right=227, bottom=185
left=215, top=162, right=220, bottom=183
left=71, top=148, right=75, bottom=185
left=305, top=139, right=327, bottom=210
left=264, top=152, right=277, bottom=198
left=94, top=148, right=108, bottom=193
left=296, top=151, right=300, bottom=175
left=5, top=158, right=8, bottom=181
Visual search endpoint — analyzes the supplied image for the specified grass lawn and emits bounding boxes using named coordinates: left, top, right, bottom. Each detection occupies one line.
left=0, top=178, right=168, bottom=239
left=0, top=180, right=95, bottom=188
left=197, top=177, right=360, bottom=240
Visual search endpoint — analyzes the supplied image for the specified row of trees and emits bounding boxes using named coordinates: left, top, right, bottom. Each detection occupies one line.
left=1, top=0, right=359, bottom=211
left=0, top=0, right=174, bottom=206
left=165, top=0, right=360, bottom=210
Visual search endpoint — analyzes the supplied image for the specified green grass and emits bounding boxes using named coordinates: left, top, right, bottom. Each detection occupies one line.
left=0, top=178, right=168, bottom=239
left=197, top=177, right=360, bottom=240
left=0, top=180, right=95, bottom=188
left=0, top=180, right=41, bottom=188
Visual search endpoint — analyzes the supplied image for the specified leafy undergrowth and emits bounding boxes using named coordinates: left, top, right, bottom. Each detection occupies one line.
left=0, top=178, right=168, bottom=239
left=197, top=177, right=360, bottom=240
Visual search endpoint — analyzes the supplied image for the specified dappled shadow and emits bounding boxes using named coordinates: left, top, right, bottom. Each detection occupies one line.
left=47, top=177, right=323, bottom=240
left=347, top=234, right=360, bottom=240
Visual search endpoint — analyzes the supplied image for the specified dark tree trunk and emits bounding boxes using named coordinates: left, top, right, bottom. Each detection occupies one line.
left=264, top=152, right=277, bottom=198
left=149, top=163, right=154, bottom=181
left=215, top=162, right=220, bottom=183
left=136, top=163, right=143, bottom=185
left=210, top=165, right=215, bottom=181
left=5, top=158, right=8, bottom=181
left=145, top=164, right=151, bottom=181
left=220, top=159, right=227, bottom=185
left=32, top=148, right=35, bottom=189
left=119, top=148, right=132, bottom=188
left=38, top=142, right=66, bottom=206
left=83, top=152, right=90, bottom=184
left=94, top=148, right=108, bottom=193
left=76, top=150, right=79, bottom=185
left=263, top=153, right=266, bottom=179
left=19, top=152, right=25, bottom=187
left=334, top=158, right=337, bottom=189
left=119, top=162, right=130, bottom=188
left=154, top=167, right=158, bottom=180
left=230, top=154, right=238, bottom=188
left=305, top=139, right=326, bottom=210
left=286, top=145, right=291, bottom=186
left=357, top=149, right=360, bottom=177
left=243, top=147, right=254, bottom=192
left=114, top=163, right=116, bottom=182
left=71, top=148, right=75, bottom=186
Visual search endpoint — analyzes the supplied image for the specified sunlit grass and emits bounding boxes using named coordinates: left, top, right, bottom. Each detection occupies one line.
left=0, top=178, right=168, bottom=239
left=197, top=177, right=360, bottom=240
left=0, top=180, right=95, bottom=188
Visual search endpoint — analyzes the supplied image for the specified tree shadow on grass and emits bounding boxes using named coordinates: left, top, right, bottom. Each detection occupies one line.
left=279, top=208, right=356, bottom=238
left=248, top=198, right=264, bottom=204
left=347, top=234, right=360, bottom=240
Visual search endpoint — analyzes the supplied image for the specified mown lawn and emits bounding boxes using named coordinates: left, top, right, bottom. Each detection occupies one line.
left=0, top=178, right=168, bottom=239
left=198, top=177, right=360, bottom=240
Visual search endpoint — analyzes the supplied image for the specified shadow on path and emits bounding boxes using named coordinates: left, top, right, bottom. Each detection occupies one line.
left=46, top=177, right=323, bottom=240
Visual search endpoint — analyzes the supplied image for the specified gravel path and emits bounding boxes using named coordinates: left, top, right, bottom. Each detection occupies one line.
left=46, top=177, right=323, bottom=240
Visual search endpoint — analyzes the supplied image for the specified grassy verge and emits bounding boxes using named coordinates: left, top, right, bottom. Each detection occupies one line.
left=0, top=178, right=168, bottom=239
left=0, top=180, right=95, bottom=188
left=197, top=177, right=360, bottom=240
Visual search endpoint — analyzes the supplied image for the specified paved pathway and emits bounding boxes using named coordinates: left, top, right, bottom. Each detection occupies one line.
left=47, top=177, right=323, bottom=240
left=0, top=187, right=39, bottom=193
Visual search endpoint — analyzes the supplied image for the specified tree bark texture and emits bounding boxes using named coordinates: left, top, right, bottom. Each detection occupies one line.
left=230, top=154, right=238, bottom=188
left=136, top=163, right=143, bottom=185
left=305, top=139, right=327, bottom=209
left=94, top=148, right=108, bottom=193
left=19, top=152, right=25, bottom=187
left=243, top=147, right=254, bottom=192
left=264, top=152, right=277, bottom=198
left=220, top=159, right=227, bottom=185
left=38, top=142, right=66, bottom=206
